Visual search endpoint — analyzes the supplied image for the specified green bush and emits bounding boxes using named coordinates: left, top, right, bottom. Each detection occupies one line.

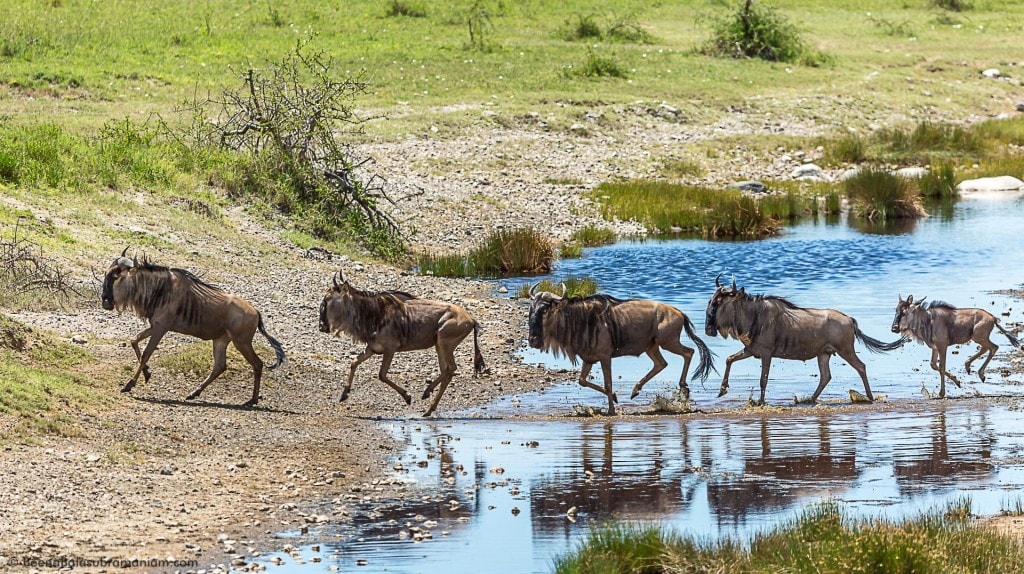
left=567, top=48, right=628, bottom=79
left=701, top=0, right=818, bottom=64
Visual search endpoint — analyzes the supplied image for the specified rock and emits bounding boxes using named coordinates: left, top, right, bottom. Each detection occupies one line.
left=1017, top=102, right=1024, bottom=112
left=497, top=285, right=508, bottom=294
left=71, top=335, right=88, bottom=345
left=790, top=163, right=830, bottom=182
left=726, top=180, right=767, bottom=194
left=957, top=176, right=1024, bottom=192
left=838, top=167, right=861, bottom=181
left=982, top=68, right=1001, bottom=78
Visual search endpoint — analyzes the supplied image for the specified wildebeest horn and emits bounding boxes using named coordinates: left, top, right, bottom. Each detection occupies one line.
left=338, top=268, right=347, bottom=284
left=529, top=281, right=540, bottom=298
left=121, top=246, right=129, bottom=257
left=333, top=272, right=341, bottom=289
left=731, top=275, right=736, bottom=291
left=560, top=282, right=567, bottom=298
left=715, top=272, right=723, bottom=288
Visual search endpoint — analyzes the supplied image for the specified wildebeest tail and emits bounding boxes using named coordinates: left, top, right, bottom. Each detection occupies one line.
left=995, top=321, right=1022, bottom=349
left=258, top=313, right=287, bottom=369
left=683, top=314, right=717, bottom=382
left=855, top=323, right=907, bottom=354
left=472, top=322, right=487, bottom=376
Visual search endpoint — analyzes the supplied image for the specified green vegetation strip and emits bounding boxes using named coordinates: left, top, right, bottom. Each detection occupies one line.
left=555, top=499, right=1022, bottom=574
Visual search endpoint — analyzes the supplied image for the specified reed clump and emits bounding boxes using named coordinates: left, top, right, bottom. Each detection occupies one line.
left=844, top=167, right=926, bottom=220
left=417, top=228, right=554, bottom=278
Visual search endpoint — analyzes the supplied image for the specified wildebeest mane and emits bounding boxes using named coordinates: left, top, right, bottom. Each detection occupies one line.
left=928, top=300, right=956, bottom=310
left=726, top=291, right=804, bottom=341
left=332, top=284, right=416, bottom=344
left=541, top=294, right=625, bottom=363
left=119, top=258, right=229, bottom=323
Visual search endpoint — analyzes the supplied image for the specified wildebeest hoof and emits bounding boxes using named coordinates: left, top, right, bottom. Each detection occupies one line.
left=421, top=390, right=431, bottom=400
left=403, top=393, right=413, bottom=406
left=717, top=387, right=729, bottom=398
left=611, top=392, right=619, bottom=404
left=244, top=397, right=259, bottom=407
left=185, top=392, right=200, bottom=400
left=121, top=381, right=136, bottom=393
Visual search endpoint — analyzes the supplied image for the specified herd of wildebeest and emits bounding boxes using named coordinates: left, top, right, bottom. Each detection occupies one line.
left=99, top=249, right=1023, bottom=416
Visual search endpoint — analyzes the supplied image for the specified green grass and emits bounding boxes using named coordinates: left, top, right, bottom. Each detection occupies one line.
left=417, top=227, right=554, bottom=278
left=571, top=226, right=617, bottom=247
left=588, top=180, right=817, bottom=237
left=918, top=162, right=957, bottom=199
left=844, top=167, right=926, bottom=220
left=555, top=499, right=1024, bottom=574
left=0, top=314, right=106, bottom=440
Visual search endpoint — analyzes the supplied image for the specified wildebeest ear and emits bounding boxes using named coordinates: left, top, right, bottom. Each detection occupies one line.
left=907, top=294, right=913, bottom=303
left=736, top=287, right=745, bottom=296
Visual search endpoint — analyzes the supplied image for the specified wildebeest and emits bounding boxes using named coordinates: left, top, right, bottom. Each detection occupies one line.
left=891, top=294, right=1022, bottom=398
left=101, top=249, right=286, bottom=406
left=527, top=283, right=714, bottom=415
left=705, top=274, right=905, bottom=405
left=318, top=270, right=486, bottom=417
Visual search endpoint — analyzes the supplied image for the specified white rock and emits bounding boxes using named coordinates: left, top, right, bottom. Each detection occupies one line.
left=982, top=68, right=1001, bottom=78
left=957, top=176, right=1024, bottom=192
left=790, top=163, right=830, bottom=182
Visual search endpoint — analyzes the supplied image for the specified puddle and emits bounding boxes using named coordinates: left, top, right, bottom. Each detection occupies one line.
left=260, top=194, right=1024, bottom=572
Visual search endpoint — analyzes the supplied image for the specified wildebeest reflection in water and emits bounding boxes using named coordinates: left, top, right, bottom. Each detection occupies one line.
left=706, top=417, right=859, bottom=523
left=892, top=409, right=994, bottom=495
left=529, top=421, right=694, bottom=536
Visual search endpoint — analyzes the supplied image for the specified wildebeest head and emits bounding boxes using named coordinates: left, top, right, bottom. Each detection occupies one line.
left=319, top=270, right=348, bottom=333
left=527, top=282, right=566, bottom=349
left=705, top=273, right=744, bottom=337
left=891, top=294, right=926, bottom=334
left=101, top=247, right=135, bottom=311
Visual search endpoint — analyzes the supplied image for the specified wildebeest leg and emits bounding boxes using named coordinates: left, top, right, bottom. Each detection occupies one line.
left=422, top=341, right=455, bottom=399
left=718, top=348, right=753, bottom=397
left=125, top=327, right=154, bottom=391
left=756, top=356, right=772, bottom=405
left=966, top=333, right=998, bottom=382
left=803, top=353, right=833, bottom=404
left=376, top=352, right=413, bottom=406
left=600, top=357, right=616, bottom=415
left=186, top=336, right=230, bottom=401
left=837, top=348, right=874, bottom=403
left=576, top=361, right=618, bottom=402
left=931, top=346, right=960, bottom=397
left=422, top=344, right=458, bottom=417
left=124, top=327, right=167, bottom=393
left=651, top=338, right=695, bottom=401
left=342, top=346, right=375, bottom=402
left=233, top=337, right=265, bottom=406
left=629, top=345, right=670, bottom=400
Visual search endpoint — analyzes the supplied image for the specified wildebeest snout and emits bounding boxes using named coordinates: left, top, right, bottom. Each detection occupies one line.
left=102, top=298, right=114, bottom=311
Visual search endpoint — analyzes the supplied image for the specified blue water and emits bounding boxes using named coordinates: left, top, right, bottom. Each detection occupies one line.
left=260, top=193, right=1024, bottom=573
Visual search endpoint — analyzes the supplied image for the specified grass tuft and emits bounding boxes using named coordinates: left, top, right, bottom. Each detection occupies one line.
left=701, top=0, right=822, bottom=65
left=417, top=228, right=554, bottom=278
left=844, top=167, right=926, bottom=220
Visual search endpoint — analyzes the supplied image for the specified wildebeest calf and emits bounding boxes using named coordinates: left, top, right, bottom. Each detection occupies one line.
left=892, top=294, right=1022, bottom=398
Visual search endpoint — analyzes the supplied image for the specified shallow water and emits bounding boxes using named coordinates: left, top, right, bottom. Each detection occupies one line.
left=263, top=194, right=1024, bottom=572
